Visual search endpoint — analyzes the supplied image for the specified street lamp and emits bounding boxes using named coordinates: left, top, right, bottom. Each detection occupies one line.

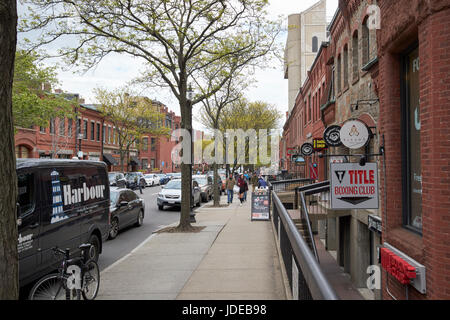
left=77, top=133, right=84, bottom=159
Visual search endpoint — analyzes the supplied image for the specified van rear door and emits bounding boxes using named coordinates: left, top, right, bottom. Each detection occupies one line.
left=17, top=170, right=40, bottom=284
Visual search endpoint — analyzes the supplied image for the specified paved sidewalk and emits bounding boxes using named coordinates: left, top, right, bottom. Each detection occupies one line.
left=97, top=196, right=286, bottom=300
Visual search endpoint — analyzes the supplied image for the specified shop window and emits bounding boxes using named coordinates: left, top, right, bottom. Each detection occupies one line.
left=401, top=44, right=422, bottom=233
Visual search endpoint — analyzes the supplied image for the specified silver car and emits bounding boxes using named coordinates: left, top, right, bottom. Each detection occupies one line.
left=192, top=175, right=213, bottom=202
left=157, top=179, right=201, bottom=210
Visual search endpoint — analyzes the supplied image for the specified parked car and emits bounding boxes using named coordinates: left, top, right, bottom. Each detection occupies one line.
left=144, top=173, right=160, bottom=186
left=192, top=175, right=213, bottom=202
left=157, top=179, right=201, bottom=210
left=156, top=173, right=170, bottom=185
left=108, top=172, right=126, bottom=188
left=16, top=159, right=110, bottom=287
left=125, top=172, right=146, bottom=190
left=170, top=172, right=181, bottom=180
left=108, top=187, right=145, bottom=239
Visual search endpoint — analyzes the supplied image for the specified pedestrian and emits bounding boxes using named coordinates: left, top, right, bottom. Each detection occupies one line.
left=257, top=175, right=268, bottom=188
left=226, top=174, right=236, bottom=204
left=136, top=176, right=143, bottom=194
left=237, top=174, right=246, bottom=206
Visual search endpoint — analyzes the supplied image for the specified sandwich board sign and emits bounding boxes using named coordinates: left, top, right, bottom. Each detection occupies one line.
left=331, top=162, right=379, bottom=209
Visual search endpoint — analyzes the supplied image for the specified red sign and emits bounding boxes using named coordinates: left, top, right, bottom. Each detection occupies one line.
left=381, top=248, right=416, bottom=285
left=310, top=163, right=318, bottom=180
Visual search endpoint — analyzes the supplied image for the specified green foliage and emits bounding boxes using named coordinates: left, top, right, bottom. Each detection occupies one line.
left=94, top=87, right=170, bottom=169
left=12, top=50, right=74, bottom=129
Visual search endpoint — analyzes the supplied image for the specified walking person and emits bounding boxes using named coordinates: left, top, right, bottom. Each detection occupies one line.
left=136, top=176, right=143, bottom=194
left=226, top=174, right=236, bottom=204
left=237, top=174, right=246, bottom=206
left=257, top=175, right=268, bottom=188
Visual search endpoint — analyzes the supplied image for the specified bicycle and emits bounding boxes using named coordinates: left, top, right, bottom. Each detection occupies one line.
left=28, top=244, right=100, bottom=300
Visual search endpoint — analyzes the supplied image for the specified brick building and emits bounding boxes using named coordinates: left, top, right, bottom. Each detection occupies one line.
left=281, top=0, right=450, bottom=300
left=374, top=0, right=450, bottom=300
left=14, top=95, right=181, bottom=174
left=282, top=0, right=383, bottom=299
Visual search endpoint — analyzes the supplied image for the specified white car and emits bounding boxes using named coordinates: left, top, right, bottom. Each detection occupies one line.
left=144, top=174, right=160, bottom=186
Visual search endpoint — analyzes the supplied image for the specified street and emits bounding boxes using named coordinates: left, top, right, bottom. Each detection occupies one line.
left=98, top=184, right=182, bottom=271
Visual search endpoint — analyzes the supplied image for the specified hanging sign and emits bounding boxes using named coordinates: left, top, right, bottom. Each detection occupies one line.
left=313, top=138, right=327, bottom=151
left=339, top=119, right=370, bottom=149
left=331, top=162, right=379, bottom=209
left=323, top=125, right=342, bottom=147
left=292, top=155, right=306, bottom=165
left=300, top=143, right=314, bottom=156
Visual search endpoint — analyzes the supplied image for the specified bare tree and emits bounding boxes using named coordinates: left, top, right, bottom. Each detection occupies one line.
left=0, top=0, right=19, bottom=300
left=20, top=0, right=281, bottom=231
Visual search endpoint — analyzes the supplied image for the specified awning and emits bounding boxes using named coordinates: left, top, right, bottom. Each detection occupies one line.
left=102, top=153, right=118, bottom=165
left=130, top=156, right=141, bottom=166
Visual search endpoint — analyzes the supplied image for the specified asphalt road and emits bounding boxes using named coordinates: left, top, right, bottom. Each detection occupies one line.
left=97, top=184, right=210, bottom=271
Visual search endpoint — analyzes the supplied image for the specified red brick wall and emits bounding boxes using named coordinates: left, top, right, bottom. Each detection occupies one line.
left=377, top=0, right=450, bottom=300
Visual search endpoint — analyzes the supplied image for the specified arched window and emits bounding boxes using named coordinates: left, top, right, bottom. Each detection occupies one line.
left=312, top=36, right=318, bottom=52
left=362, top=17, right=370, bottom=65
left=337, top=54, right=342, bottom=93
left=343, top=45, right=349, bottom=87
left=15, top=145, right=31, bottom=159
left=352, top=30, right=359, bottom=80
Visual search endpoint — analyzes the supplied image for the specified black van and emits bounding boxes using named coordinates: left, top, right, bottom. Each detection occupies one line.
left=16, top=159, right=110, bottom=287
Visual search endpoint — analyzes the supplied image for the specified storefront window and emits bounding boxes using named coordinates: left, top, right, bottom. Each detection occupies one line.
left=402, top=45, right=422, bottom=233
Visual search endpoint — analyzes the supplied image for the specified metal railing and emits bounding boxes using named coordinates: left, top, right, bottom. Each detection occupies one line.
left=268, top=178, right=313, bottom=193
left=294, top=181, right=331, bottom=263
left=271, top=191, right=338, bottom=300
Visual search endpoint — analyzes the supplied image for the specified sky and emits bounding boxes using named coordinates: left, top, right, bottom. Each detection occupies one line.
left=18, top=0, right=338, bottom=130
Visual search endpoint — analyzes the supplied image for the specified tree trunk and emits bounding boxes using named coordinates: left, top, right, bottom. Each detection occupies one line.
left=178, top=97, right=192, bottom=231
left=0, top=0, right=19, bottom=300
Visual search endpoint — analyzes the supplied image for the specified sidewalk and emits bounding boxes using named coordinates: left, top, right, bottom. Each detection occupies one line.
left=97, top=195, right=286, bottom=300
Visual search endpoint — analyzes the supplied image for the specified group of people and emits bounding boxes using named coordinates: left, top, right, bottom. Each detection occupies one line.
left=226, top=171, right=268, bottom=206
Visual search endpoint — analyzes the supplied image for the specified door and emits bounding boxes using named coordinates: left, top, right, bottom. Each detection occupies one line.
left=115, top=191, right=129, bottom=228
left=17, top=170, right=40, bottom=284
left=125, top=191, right=140, bottom=226
left=38, top=167, right=82, bottom=271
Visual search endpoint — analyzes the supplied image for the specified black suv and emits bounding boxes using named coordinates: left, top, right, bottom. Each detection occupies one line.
left=125, top=172, right=146, bottom=190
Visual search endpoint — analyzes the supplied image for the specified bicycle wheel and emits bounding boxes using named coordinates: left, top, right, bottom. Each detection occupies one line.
left=29, top=273, right=78, bottom=300
left=82, top=260, right=100, bottom=300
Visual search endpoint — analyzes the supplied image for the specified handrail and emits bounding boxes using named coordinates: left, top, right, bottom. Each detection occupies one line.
left=272, top=192, right=339, bottom=300
left=299, top=192, right=319, bottom=263
left=294, top=180, right=330, bottom=209
left=270, top=178, right=312, bottom=185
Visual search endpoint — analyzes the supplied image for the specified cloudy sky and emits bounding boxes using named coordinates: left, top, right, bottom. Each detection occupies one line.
left=18, top=0, right=338, bottom=129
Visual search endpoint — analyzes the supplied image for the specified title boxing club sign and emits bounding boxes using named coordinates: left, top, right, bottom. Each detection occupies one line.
left=331, top=162, right=379, bottom=209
